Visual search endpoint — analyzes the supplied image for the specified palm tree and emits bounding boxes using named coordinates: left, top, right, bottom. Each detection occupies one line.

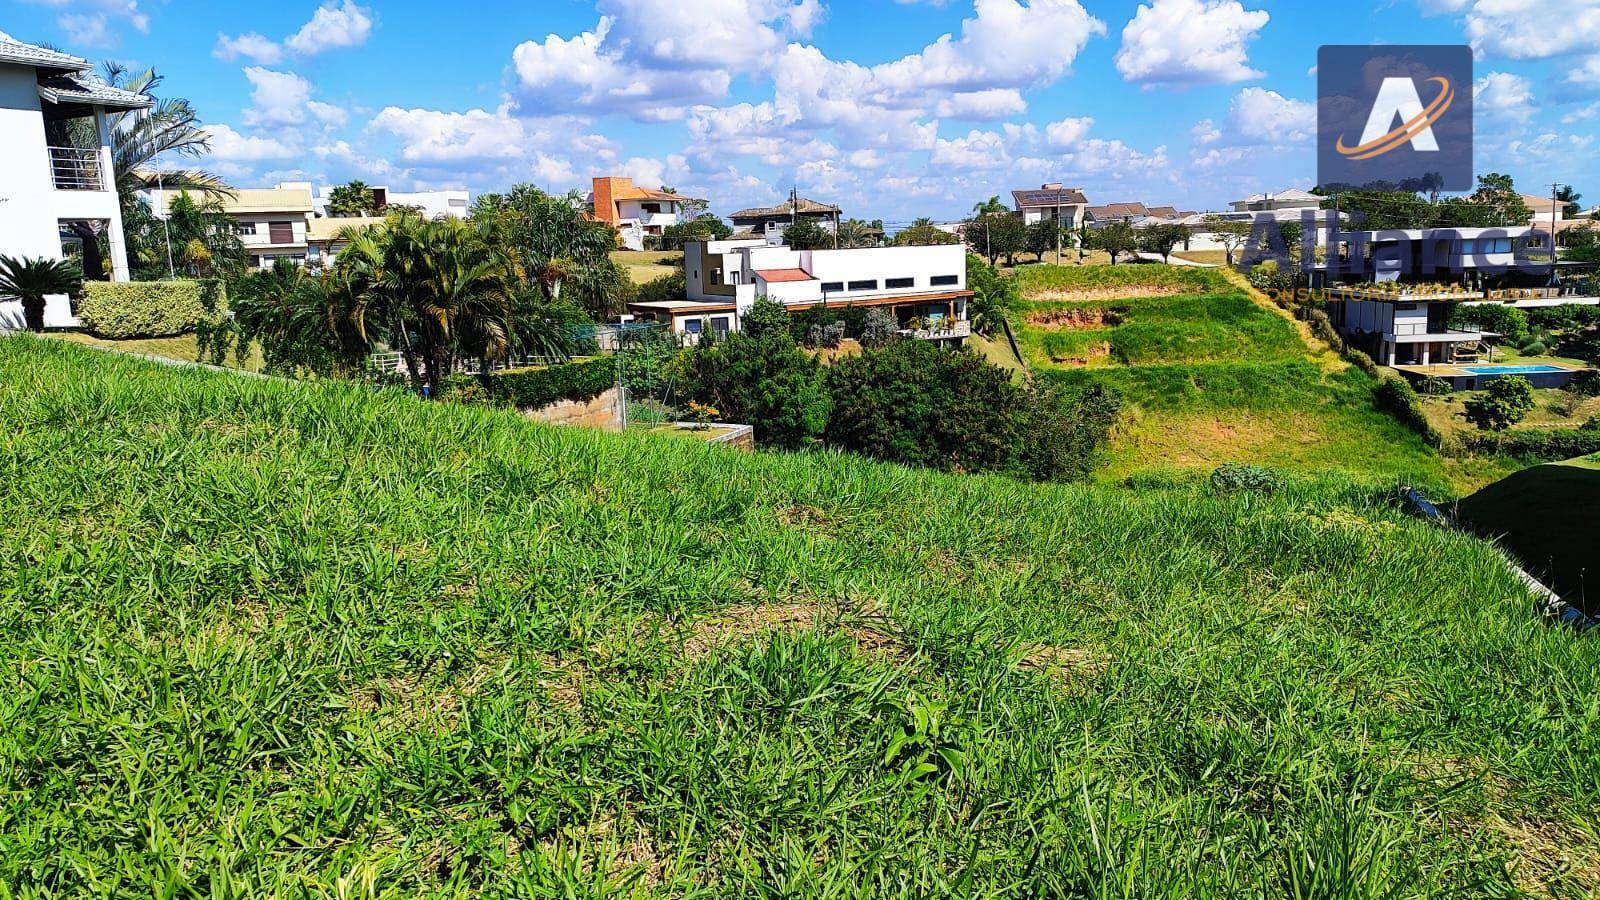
left=0, top=256, right=84, bottom=332
left=52, top=63, right=224, bottom=280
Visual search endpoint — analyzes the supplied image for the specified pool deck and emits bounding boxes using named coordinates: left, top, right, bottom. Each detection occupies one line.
left=1392, top=362, right=1585, bottom=377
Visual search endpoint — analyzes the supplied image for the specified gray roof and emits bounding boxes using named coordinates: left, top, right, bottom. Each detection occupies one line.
left=36, top=71, right=151, bottom=110
left=730, top=197, right=840, bottom=220
left=1012, top=187, right=1088, bottom=208
left=0, top=31, right=90, bottom=72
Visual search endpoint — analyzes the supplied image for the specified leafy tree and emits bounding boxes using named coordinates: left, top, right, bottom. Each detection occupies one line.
left=967, top=211, right=1026, bottom=266
left=1464, top=376, right=1536, bottom=431
left=781, top=217, right=832, bottom=250
left=1556, top=185, right=1583, bottom=219
left=1025, top=219, right=1064, bottom=262
left=1333, top=190, right=1433, bottom=231
left=470, top=186, right=631, bottom=319
left=159, top=191, right=247, bottom=277
left=892, top=224, right=960, bottom=247
left=740, top=296, right=792, bottom=341
left=1095, top=222, right=1139, bottom=265
left=1202, top=215, right=1251, bottom=266
left=1016, top=380, right=1121, bottom=482
left=0, top=256, right=83, bottom=332
left=1560, top=224, right=1600, bottom=262
left=326, top=181, right=376, bottom=217
left=1451, top=303, right=1528, bottom=344
left=972, top=196, right=1009, bottom=217
left=659, top=213, right=732, bottom=249
left=634, top=271, right=685, bottom=305
left=672, top=321, right=830, bottom=449
left=1137, top=223, right=1188, bottom=264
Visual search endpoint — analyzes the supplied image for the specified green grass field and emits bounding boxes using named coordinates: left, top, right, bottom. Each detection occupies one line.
left=50, top=330, right=265, bottom=372
left=3, top=335, right=1600, bottom=894
left=1456, top=456, right=1600, bottom=614
left=612, top=250, right=682, bottom=286
left=1013, top=266, right=1463, bottom=491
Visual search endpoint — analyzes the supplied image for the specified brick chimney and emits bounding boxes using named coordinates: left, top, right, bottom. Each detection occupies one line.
left=591, top=176, right=631, bottom=226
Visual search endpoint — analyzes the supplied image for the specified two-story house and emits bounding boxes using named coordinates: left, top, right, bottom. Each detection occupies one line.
left=590, top=176, right=695, bottom=250
left=0, top=31, right=149, bottom=328
left=145, top=182, right=317, bottom=270
left=728, top=197, right=841, bottom=245
left=312, top=184, right=470, bottom=220
left=1012, top=184, right=1089, bottom=230
left=628, top=238, right=972, bottom=344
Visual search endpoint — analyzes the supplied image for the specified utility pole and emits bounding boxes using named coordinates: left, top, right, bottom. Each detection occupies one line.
left=158, top=170, right=175, bottom=279
left=1551, top=182, right=1562, bottom=286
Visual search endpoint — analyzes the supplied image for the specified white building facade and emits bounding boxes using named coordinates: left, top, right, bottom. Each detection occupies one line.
left=630, top=238, right=972, bottom=343
left=0, top=32, right=148, bottom=328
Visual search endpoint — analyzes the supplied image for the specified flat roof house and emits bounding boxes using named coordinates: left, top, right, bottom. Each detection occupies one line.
left=590, top=176, right=696, bottom=251
left=1012, top=184, right=1089, bottom=229
left=313, top=185, right=470, bottom=220
left=729, top=197, right=842, bottom=245
left=629, top=238, right=973, bottom=344
left=0, top=31, right=150, bottom=328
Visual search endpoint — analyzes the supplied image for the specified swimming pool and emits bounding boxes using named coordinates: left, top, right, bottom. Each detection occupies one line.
left=1460, top=365, right=1569, bottom=375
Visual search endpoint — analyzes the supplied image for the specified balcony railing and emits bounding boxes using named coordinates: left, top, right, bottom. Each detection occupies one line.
left=48, top=147, right=105, bottom=191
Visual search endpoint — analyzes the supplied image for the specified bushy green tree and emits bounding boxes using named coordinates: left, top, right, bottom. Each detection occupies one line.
left=966, top=252, right=1019, bottom=333
left=781, top=217, right=832, bottom=250
left=660, top=214, right=732, bottom=249
left=0, top=256, right=83, bottom=332
left=1451, top=303, right=1528, bottom=344
left=740, top=296, right=792, bottom=341
left=326, top=181, right=376, bottom=217
left=1137, top=223, right=1188, bottom=264
left=1095, top=222, right=1139, bottom=265
left=1202, top=215, right=1251, bottom=266
left=1025, top=219, right=1063, bottom=262
left=967, top=211, right=1026, bottom=266
left=672, top=323, right=830, bottom=449
left=892, top=223, right=961, bottom=246
left=1015, top=380, right=1121, bottom=482
left=470, top=186, right=630, bottom=318
left=1464, top=376, right=1536, bottom=431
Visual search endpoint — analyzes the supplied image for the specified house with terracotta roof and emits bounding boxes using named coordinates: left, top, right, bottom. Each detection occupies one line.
left=628, top=238, right=972, bottom=344
left=728, top=197, right=842, bottom=245
left=0, top=30, right=151, bottom=328
left=1012, top=184, right=1089, bottom=229
left=589, top=176, right=696, bottom=250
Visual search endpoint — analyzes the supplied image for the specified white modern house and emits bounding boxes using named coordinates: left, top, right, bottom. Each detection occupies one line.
left=0, top=31, right=149, bottom=328
left=629, top=238, right=972, bottom=343
left=1178, top=189, right=1344, bottom=251
left=312, top=184, right=469, bottom=220
left=1012, top=184, right=1089, bottom=229
left=590, top=176, right=695, bottom=250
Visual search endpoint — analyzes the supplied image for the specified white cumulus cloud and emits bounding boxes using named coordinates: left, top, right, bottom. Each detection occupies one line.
left=1116, top=0, right=1269, bottom=87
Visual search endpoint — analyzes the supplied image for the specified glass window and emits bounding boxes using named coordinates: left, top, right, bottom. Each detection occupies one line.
left=886, top=277, right=915, bottom=288
left=847, top=279, right=877, bottom=291
left=930, top=275, right=959, bottom=286
left=711, top=316, right=731, bottom=334
left=684, top=319, right=703, bottom=334
left=820, top=282, right=844, bottom=292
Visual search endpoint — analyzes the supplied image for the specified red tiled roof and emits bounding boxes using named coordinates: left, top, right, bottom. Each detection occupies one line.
left=754, top=268, right=813, bottom=283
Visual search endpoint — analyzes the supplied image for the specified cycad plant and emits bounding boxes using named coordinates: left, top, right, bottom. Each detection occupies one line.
left=0, top=256, right=84, bottom=332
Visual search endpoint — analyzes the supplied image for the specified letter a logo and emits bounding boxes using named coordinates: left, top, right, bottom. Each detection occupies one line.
left=1336, top=76, right=1454, bottom=160
left=1318, top=45, right=1472, bottom=191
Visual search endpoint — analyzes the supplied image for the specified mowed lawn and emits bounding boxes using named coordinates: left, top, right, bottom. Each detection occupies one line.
left=3, top=336, right=1600, bottom=894
left=1013, top=265, right=1458, bottom=491
left=612, top=250, right=682, bottom=286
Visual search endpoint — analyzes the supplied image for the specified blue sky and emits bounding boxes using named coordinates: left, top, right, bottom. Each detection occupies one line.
left=8, top=0, right=1600, bottom=223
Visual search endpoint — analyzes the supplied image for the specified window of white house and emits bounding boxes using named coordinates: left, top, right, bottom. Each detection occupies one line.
left=886, top=277, right=915, bottom=288
left=820, top=282, right=844, bottom=292
left=930, top=275, right=959, bottom=286
left=847, top=279, right=877, bottom=291
left=685, top=319, right=703, bottom=334
left=711, top=316, right=731, bottom=335
left=236, top=222, right=258, bottom=236
left=641, top=203, right=661, bottom=214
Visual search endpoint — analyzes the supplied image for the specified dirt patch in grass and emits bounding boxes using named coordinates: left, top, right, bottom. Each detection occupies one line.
left=1030, top=286, right=1184, bottom=303
left=1486, top=813, right=1600, bottom=897
left=1017, top=642, right=1109, bottom=684
left=350, top=660, right=503, bottom=727
left=1026, top=307, right=1125, bottom=330
left=777, top=502, right=836, bottom=532
left=680, top=601, right=911, bottom=664
left=536, top=807, right=666, bottom=889
left=1049, top=342, right=1111, bottom=366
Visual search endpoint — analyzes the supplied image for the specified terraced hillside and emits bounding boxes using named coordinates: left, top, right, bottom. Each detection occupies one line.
left=1013, top=265, right=1463, bottom=490
left=3, top=336, right=1598, bottom=895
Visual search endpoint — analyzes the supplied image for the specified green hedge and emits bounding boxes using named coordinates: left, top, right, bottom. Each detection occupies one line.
left=1460, top=426, right=1600, bottom=462
left=1373, top=374, right=1443, bottom=448
left=442, top=357, right=614, bottom=409
left=77, top=280, right=227, bottom=339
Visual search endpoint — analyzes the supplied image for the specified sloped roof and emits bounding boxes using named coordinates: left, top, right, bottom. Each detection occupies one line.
left=1237, top=188, right=1320, bottom=204
left=729, top=197, right=840, bottom=220
left=1087, top=202, right=1150, bottom=220
left=0, top=31, right=90, bottom=71
left=36, top=71, right=151, bottom=110
left=607, top=182, right=694, bottom=204
left=160, top=187, right=314, bottom=215
left=308, top=216, right=387, bottom=241
left=1012, top=186, right=1088, bottom=207
left=1144, top=206, right=1181, bottom=219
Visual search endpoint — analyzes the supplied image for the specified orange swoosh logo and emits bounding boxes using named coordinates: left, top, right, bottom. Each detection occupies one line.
left=1336, top=76, right=1454, bottom=160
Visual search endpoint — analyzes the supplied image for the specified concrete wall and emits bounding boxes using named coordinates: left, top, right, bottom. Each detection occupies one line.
left=522, top=385, right=621, bottom=431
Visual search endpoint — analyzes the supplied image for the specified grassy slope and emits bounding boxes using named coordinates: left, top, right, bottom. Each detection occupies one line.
left=1013, top=265, right=1456, bottom=492
left=1455, top=456, right=1600, bottom=614
left=3, top=336, right=1600, bottom=894
left=612, top=250, right=682, bottom=286
left=51, top=331, right=265, bottom=372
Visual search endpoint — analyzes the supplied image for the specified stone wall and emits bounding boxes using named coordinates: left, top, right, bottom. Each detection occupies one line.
left=523, top=386, right=621, bottom=431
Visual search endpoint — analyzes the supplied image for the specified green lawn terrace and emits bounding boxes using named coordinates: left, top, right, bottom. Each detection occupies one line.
left=1011, top=265, right=1459, bottom=492
left=3, top=335, right=1600, bottom=893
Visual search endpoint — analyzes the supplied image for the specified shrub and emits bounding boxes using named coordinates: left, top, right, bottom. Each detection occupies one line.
left=1417, top=376, right=1454, bottom=396
left=1347, top=349, right=1379, bottom=378
left=1210, top=463, right=1286, bottom=495
left=467, top=358, right=614, bottom=409
left=1461, top=427, right=1600, bottom=461
left=1570, top=369, right=1600, bottom=397
left=1015, top=381, right=1121, bottom=482
left=790, top=304, right=868, bottom=344
left=1551, top=389, right=1584, bottom=418
left=1306, top=308, right=1343, bottom=350
left=861, top=308, right=898, bottom=348
left=672, top=328, right=830, bottom=450
left=1450, top=303, right=1527, bottom=343
left=1463, top=375, right=1535, bottom=431
left=1526, top=304, right=1599, bottom=331
left=1374, top=374, right=1443, bottom=447
left=76, top=279, right=226, bottom=338
left=741, top=296, right=791, bottom=342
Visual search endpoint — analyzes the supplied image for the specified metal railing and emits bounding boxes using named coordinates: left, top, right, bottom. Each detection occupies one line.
left=47, top=146, right=105, bottom=191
